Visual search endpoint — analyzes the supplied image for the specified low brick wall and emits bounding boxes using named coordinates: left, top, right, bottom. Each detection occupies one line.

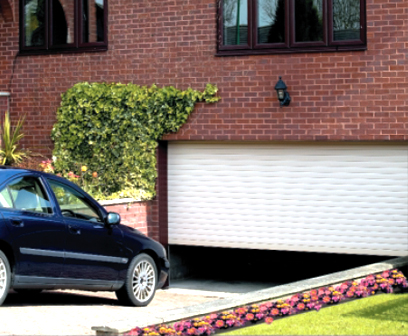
left=99, top=198, right=150, bottom=236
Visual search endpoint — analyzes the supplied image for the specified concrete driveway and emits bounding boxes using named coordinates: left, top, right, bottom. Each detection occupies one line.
left=0, top=280, right=275, bottom=335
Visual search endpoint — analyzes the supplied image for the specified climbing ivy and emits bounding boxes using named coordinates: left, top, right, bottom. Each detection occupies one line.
left=51, top=82, right=219, bottom=200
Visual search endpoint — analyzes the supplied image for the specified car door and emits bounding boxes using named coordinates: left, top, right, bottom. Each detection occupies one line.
left=46, top=178, right=127, bottom=283
left=0, top=174, right=66, bottom=280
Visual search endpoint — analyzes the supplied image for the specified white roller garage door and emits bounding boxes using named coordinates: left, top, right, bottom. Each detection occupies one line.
left=168, top=142, right=408, bottom=256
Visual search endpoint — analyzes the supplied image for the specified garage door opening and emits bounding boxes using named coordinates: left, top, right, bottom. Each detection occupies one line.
left=168, top=245, right=389, bottom=285
left=168, top=142, right=408, bottom=257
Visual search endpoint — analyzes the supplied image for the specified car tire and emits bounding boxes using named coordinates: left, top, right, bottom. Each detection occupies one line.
left=115, top=253, right=157, bottom=307
left=0, top=250, right=11, bottom=306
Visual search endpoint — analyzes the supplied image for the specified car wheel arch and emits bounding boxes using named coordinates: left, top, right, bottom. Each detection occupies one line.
left=138, top=249, right=160, bottom=273
left=0, top=240, right=15, bottom=273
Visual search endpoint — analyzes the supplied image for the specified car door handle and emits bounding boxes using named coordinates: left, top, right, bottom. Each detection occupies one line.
left=11, top=218, right=24, bottom=227
left=68, top=225, right=81, bottom=235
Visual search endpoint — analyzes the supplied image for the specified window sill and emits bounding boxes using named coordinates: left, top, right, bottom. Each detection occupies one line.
left=215, top=45, right=367, bottom=57
left=18, top=45, right=108, bottom=56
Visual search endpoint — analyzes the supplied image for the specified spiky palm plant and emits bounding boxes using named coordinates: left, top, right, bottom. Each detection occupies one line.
left=0, top=111, right=30, bottom=166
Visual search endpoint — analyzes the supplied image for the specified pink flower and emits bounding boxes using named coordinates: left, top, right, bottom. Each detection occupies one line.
left=346, top=291, right=355, bottom=298
left=296, top=303, right=305, bottom=311
left=307, top=303, right=315, bottom=310
left=215, top=320, right=224, bottom=328
left=260, top=305, right=268, bottom=313
left=271, top=308, right=279, bottom=316
left=281, top=308, right=290, bottom=315
left=226, top=320, right=235, bottom=327
left=265, top=317, right=274, bottom=324
left=332, top=295, right=341, bottom=303
left=255, top=313, right=264, bottom=320
left=245, top=313, right=254, bottom=321
left=382, top=271, right=390, bottom=278
left=323, top=296, right=331, bottom=303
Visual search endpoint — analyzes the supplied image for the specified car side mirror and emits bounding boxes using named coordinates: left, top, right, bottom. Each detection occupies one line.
left=105, top=212, right=121, bottom=226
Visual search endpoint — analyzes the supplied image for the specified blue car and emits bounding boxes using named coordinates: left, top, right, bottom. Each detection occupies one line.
left=0, top=166, right=169, bottom=306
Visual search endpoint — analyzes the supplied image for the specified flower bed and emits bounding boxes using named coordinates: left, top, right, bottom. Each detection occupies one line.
left=125, top=269, right=408, bottom=336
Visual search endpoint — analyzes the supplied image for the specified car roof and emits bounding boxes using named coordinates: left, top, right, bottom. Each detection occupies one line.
left=0, top=166, right=56, bottom=182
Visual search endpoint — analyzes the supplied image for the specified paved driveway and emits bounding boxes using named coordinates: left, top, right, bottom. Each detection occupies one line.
left=0, top=289, right=219, bottom=335
left=0, top=279, right=276, bottom=336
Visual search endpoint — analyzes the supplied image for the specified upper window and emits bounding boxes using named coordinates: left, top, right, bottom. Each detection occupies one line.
left=20, top=0, right=107, bottom=54
left=218, top=0, right=366, bottom=55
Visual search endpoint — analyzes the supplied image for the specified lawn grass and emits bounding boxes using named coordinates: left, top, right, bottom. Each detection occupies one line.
left=220, top=293, right=408, bottom=335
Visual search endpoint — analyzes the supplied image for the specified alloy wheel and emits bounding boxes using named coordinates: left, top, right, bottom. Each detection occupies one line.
left=132, top=260, right=156, bottom=303
left=0, top=257, right=7, bottom=299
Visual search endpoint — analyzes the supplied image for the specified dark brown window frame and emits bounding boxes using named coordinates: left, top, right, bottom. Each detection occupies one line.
left=217, top=0, right=366, bottom=56
left=19, top=0, right=108, bottom=55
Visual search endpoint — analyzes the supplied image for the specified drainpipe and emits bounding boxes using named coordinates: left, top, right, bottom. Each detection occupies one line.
left=0, top=91, right=11, bottom=112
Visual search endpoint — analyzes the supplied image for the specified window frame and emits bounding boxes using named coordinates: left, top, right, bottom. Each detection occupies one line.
left=19, top=0, right=108, bottom=55
left=217, top=0, right=366, bottom=56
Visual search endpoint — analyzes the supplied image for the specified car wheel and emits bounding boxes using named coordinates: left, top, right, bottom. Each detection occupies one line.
left=0, top=251, right=11, bottom=306
left=116, top=253, right=157, bottom=306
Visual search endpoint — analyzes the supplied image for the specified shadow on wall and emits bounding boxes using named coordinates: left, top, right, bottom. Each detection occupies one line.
left=169, top=245, right=390, bottom=283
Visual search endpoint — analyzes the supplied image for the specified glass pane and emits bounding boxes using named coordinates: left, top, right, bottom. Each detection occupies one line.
left=82, top=0, right=105, bottom=43
left=0, top=188, right=13, bottom=208
left=23, top=0, right=45, bottom=47
left=48, top=180, right=102, bottom=222
left=257, top=0, right=285, bottom=44
left=9, top=176, right=52, bottom=213
left=51, top=0, right=75, bottom=45
left=294, top=0, right=323, bottom=42
left=223, top=0, right=248, bottom=46
left=333, top=0, right=360, bottom=40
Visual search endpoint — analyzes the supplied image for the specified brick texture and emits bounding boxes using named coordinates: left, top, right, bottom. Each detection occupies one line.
left=1, top=0, right=407, bottom=239
left=103, top=201, right=153, bottom=237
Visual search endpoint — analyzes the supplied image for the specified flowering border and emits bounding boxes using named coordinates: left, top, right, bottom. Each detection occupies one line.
left=125, top=269, right=408, bottom=336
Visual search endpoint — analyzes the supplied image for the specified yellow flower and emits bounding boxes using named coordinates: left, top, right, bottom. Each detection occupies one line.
left=81, top=165, right=87, bottom=172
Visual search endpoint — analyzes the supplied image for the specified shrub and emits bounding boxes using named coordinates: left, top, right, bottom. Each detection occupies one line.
left=0, top=111, right=30, bottom=166
left=51, top=83, right=219, bottom=200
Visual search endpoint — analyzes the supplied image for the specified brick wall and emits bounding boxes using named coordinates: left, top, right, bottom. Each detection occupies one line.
left=1, top=0, right=407, bottom=240
left=101, top=199, right=153, bottom=237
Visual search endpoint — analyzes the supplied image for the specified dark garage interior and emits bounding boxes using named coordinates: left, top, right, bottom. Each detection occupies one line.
left=169, top=245, right=391, bottom=285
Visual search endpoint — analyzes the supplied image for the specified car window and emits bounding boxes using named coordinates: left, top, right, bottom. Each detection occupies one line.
left=0, top=188, right=13, bottom=208
left=47, top=179, right=102, bottom=223
left=0, top=176, right=52, bottom=213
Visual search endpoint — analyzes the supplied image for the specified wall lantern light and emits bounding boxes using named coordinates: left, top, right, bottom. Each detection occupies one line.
left=274, top=77, right=291, bottom=107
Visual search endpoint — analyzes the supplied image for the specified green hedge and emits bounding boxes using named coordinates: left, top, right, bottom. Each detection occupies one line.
left=51, top=82, right=219, bottom=200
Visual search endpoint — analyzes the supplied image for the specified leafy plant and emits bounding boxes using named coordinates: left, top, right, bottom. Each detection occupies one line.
left=51, top=83, right=220, bottom=200
left=0, top=111, right=30, bottom=166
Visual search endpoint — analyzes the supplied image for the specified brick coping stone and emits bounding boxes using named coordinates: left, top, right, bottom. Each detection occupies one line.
left=92, top=256, right=408, bottom=335
left=98, top=198, right=141, bottom=206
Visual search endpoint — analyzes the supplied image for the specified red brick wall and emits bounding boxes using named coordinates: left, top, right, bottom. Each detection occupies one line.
left=1, top=0, right=407, bottom=240
left=101, top=200, right=153, bottom=238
